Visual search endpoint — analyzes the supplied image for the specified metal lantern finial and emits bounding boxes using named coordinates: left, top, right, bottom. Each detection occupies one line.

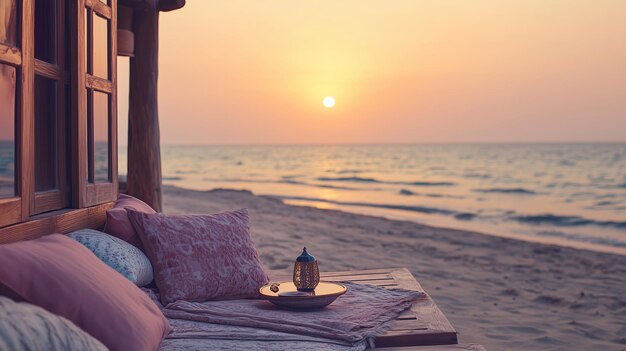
left=293, top=247, right=320, bottom=291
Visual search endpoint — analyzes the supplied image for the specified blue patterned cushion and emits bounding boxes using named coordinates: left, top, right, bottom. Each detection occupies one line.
left=68, top=229, right=154, bottom=286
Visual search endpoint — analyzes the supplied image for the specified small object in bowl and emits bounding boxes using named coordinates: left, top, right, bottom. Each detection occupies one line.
left=270, top=283, right=280, bottom=293
left=278, top=291, right=311, bottom=297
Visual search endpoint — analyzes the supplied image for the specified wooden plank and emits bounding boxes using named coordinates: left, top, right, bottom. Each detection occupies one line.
left=0, top=202, right=114, bottom=244
left=34, top=60, right=62, bottom=80
left=20, top=0, right=35, bottom=222
left=321, top=273, right=394, bottom=280
left=84, top=183, right=116, bottom=207
left=374, top=344, right=486, bottom=351
left=0, top=43, right=21, bottom=66
left=70, top=0, right=89, bottom=208
left=0, top=198, right=21, bottom=228
left=33, top=190, right=67, bottom=214
left=375, top=268, right=457, bottom=347
left=85, top=0, right=112, bottom=19
left=323, top=278, right=396, bottom=286
left=320, top=268, right=406, bottom=276
left=109, top=0, right=119, bottom=203
left=86, top=74, right=113, bottom=93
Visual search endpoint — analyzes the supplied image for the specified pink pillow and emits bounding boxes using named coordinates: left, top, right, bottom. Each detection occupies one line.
left=0, top=234, right=170, bottom=351
left=104, top=194, right=156, bottom=250
left=127, top=208, right=269, bottom=304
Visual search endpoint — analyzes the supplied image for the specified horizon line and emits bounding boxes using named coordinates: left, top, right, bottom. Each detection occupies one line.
left=115, top=140, right=626, bottom=147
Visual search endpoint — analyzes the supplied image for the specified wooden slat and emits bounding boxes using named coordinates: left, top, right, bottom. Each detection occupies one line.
left=85, top=0, right=112, bottom=19
left=0, top=198, right=21, bottom=228
left=86, top=74, right=113, bottom=93
left=375, top=268, right=457, bottom=347
left=374, top=344, right=486, bottom=351
left=268, top=268, right=458, bottom=348
left=0, top=43, right=21, bottom=66
left=84, top=183, right=116, bottom=207
left=33, top=190, right=67, bottom=214
left=34, top=60, right=62, bottom=80
left=320, top=268, right=406, bottom=276
left=324, top=278, right=396, bottom=286
left=109, top=0, right=120, bottom=203
left=0, top=202, right=114, bottom=244
left=20, top=0, right=35, bottom=222
left=70, top=0, right=88, bottom=208
left=321, top=273, right=394, bottom=280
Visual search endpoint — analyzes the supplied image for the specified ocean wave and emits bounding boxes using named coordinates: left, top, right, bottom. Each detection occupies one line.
left=316, top=176, right=378, bottom=183
left=399, top=189, right=464, bottom=199
left=537, top=230, right=626, bottom=248
left=163, top=176, right=184, bottom=181
left=474, top=187, right=537, bottom=195
left=316, top=177, right=456, bottom=186
left=277, top=196, right=475, bottom=218
left=203, top=177, right=365, bottom=191
left=513, top=214, right=626, bottom=230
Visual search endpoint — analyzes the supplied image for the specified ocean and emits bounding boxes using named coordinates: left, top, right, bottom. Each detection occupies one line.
left=5, top=143, right=626, bottom=254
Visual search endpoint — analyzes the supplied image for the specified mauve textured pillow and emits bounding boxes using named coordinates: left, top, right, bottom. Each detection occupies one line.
left=0, top=296, right=108, bottom=351
left=69, top=229, right=154, bottom=286
left=104, top=193, right=156, bottom=250
left=0, top=234, right=170, bottom=351
left=127, top=208, right=269, bottom=304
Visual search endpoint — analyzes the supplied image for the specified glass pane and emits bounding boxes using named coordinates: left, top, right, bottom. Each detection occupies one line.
left=93, top=91, right=109, bottom=182
left=34, top=75, right=59, bottom=192
left=0, top=64, right=16, bottom=198
left=34, top=0, right=57, bottom=63
left=93, top=13, right=108, bottom=79
left=0, top=0, right=18, bottom=47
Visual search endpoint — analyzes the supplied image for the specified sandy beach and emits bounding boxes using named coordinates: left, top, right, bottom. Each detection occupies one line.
left=164, top=185, right=626, bottom=351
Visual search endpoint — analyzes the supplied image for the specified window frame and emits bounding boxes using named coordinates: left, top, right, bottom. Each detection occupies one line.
left=71, top=0, right=118, bottom=208
left=32, top=0, right=69, bottom=215
left=0, top=0, right=117, bottom=230
left=0, top=0, right=31, bottom=227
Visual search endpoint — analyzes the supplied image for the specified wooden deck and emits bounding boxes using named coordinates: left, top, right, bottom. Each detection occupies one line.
left=269, top=268, right=459, bottom=349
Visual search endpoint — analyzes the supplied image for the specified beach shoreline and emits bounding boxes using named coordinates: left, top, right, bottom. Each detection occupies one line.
left=164, top=185, right=626, bottom=351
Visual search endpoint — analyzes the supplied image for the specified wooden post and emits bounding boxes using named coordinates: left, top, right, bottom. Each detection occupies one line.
left=126, top=1, right=162, bottom=211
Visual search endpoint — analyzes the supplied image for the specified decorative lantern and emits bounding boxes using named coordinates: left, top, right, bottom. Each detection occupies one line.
left=293, top=247, right=320, bottom=291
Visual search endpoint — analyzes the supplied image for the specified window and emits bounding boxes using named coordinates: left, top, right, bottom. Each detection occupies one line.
left=0, top=0, right=118, bottom=229
left=32, top=0, right=68, bottom=214
left=76, top=0, right=118, bottom=207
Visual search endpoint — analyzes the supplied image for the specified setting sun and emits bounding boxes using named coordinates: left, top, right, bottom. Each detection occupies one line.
left=323, top=96, right=336, bottom=108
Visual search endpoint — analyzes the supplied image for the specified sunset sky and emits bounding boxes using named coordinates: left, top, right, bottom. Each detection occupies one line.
left=118, top=0, right=626, bottom=145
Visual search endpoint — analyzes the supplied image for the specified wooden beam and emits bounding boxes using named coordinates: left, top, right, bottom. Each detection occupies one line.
left=86, top=74, right=113, bottom=93
left=126, top=1, right=162, bottom=211
left=0, top=44, right=21, bottom=66
left=0, top=202, right=114, bottom=244
left=34, top=60, right=62, bottom=80
left=85, top=0, right=112, bottom=19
